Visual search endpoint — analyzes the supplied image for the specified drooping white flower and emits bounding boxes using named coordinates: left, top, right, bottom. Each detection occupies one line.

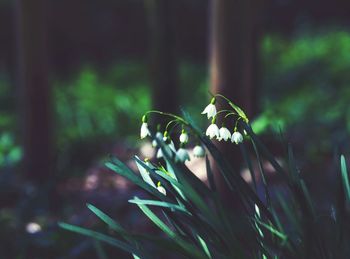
left=218, top=126, right=231, bottom=141
left=201, top=97, right=217, bottom=119
left=176, top=148, right=191, bottom=163
left=152, top=132, right=163, bottom=147
left=152, top=139, right=157, bottom=147
left=155, top=131, right=163, bottom=139
left=193, top=145, right=205, bottom=157
left=179, top=130, right=189, bottom=144
left=231, top=131, right=243, bottom=144
left=156, top=136, right=176, bottom=159
left=140, top=122, right=151, bottom=139
left=135, top=157, right=156, bottom=188
left=206, top=123, right=220, bottom=139
left=157, top=185, right=167, bottom=195
left=140, top=115, right=151, bottom=139
left=26, top=222, right=42, bottom=234
left=201, top=104, right=217, bottom=119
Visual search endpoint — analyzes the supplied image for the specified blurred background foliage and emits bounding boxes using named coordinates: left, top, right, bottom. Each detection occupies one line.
left=3, top=29, right=350, bottom=172
left=255, top=28, right=350, bottom=160
left=1, top=28, right=350, bottom=189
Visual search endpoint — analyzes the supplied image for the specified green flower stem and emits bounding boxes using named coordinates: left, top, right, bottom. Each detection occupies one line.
left=234, top=117, right=242, bottom=131
left=145, top=111, right=189, bottom=126
left=224, top=112, right=237, bottom=118
left=214, top=94, right=249, bottom=123
left=165, top=119, right=179, bottom=131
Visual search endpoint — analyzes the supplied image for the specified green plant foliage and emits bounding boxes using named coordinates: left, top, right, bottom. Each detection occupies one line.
left=0, top=132, right=22, bottom=168
left=255, top=29, right=350, bottom=158
left=54, top=64, right=151, bottom=144
left=61, top=96, right=350, bottom=258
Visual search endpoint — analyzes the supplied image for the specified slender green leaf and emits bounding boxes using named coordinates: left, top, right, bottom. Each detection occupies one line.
left=94, top=240, right=108, bottom=259
left=240, top=144, right=257, bottom=191
left=254, top=218, right=287, bottom=241
left=106, top=157, right=171, bottom=202
left=205, top=155, right=216, bottom=192
left=128, top=198, right=190, bottom=215
left=135, top=197, right=208, bottom=259
left=87, top=203, right=125, bottom=233
left=59, top=222, right=148, bottom=258
left=340, top=155, right=350, bottom=203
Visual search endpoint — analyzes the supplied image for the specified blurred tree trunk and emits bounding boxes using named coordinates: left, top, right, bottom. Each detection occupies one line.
left=209, top=0, right=263, bottom=199
left=15, top=0, right=52, bottom=184
left=146, top=0, right=179, bottom=120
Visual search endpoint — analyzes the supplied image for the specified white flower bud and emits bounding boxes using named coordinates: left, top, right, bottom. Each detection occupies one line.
left=193, top=145, right=205, bottom=158
left=157, top=185, right=166, bottom=195
left=179, top=131, right=189, bottom=143
left=176, top=148, right=190, bottom=163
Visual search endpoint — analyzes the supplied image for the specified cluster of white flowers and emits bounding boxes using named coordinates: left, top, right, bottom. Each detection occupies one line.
left=139, top=95, right=247, bottom=167
left=140, top=115, right=205, bottom=164
left=137, top=94, right=249, bottom=199
left=202, top=97, right=244, bottom=145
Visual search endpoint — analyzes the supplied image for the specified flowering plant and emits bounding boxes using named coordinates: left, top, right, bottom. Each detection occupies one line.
left=60, top=95, right=350, bottom=259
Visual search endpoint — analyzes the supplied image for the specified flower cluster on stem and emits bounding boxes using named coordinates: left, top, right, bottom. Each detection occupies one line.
left=202, top=95, right=248, bottom=145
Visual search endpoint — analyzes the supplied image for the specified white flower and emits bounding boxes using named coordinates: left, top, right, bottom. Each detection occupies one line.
left=206, top=123, right=220, bottom=139
left=135, top=157, right=156, bottom=188
left=179, top=131, right=189, bottom=143
left=157, top=185, right=166, bottom=195
left=201, top=103, right=217, bottom=119
left=218, top=126, right=231, bottom=141
left=26, top=222, right=42, bottom=234
left=193, top=145, right=205, bottom=157
left=156, top=140, right=176, bottom=159
left=231, top=131, right=243, bottom=144
left=155, top=132, right=163, bottom=139
left=140, top=122, right=151, bottom=139
left=152, top=132, right=163, bottom=147
left=176, top=148, right=190, bottom=163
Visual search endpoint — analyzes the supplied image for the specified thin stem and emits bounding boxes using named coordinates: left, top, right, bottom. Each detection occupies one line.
left=215, top=109, right=232, bottom=117
left=165, top=119, right=178, bottom=131
left=234, top=117, right=242, bottom=131
left=224, top=112, right=237, bottom=119
left=146, top=110, right=189, bottom=126
left=214, top=93, right=232, bottom=104
left=252, top=139, right=271, bottom=209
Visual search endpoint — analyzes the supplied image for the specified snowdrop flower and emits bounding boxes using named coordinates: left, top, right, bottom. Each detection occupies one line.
left=231, top=131, right=243, bottom=144
left=26, top=222, right=42, bottom=234
left=201, top=97, right=217, bottom=119
left=140, top=115, right=151, bottom=139
left=206, top=122, right=220, bottom=139
left=218, top=126, right=231, bottom=141
left=157, top=182, right=166, bottom=195
left=193, top=145, right=205, bottom=157
left=176, top=148, right=190, bottom=163
left=155, top=131, right=163, bottom=139
left=144, top=158, right=156, bottom=170
left=135, top=157, right=156, bottom=188
left=152, top=139, right=157, bottom=147
left=156, top=131, right=176, bottom=158
left=152, top=132, right=163, bottom=147
left=179, top=129, right=189, bottom=144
